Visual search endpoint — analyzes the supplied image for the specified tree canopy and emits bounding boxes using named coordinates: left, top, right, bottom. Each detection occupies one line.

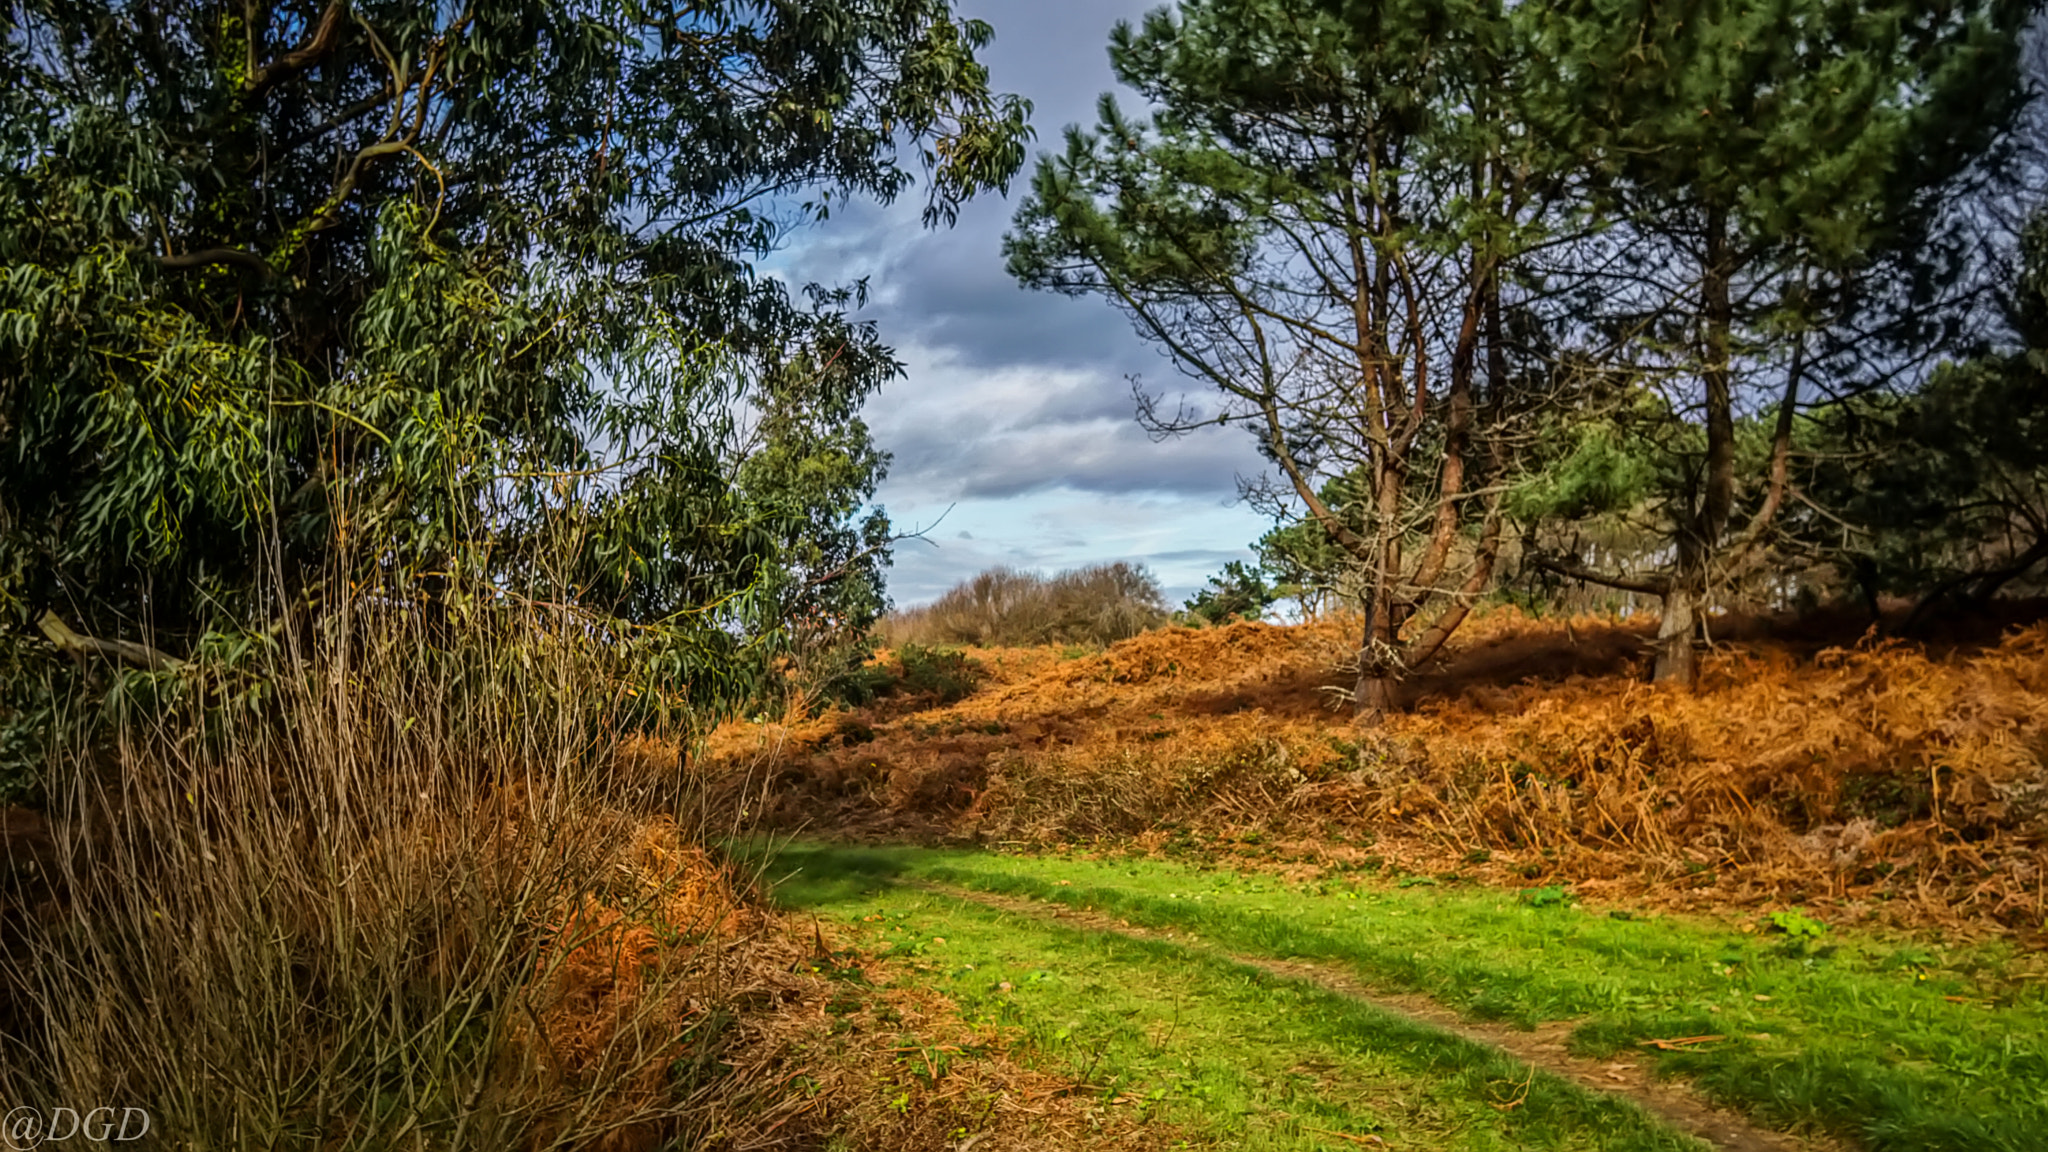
left=1016, top=0, right=2044, bottom=715
left=1006, top=0, right=1568, bottom=717
left=0, top=0, right=1030, bottom=788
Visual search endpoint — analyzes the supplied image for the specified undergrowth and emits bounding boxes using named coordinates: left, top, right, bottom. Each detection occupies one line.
left=705, top=609, right=2048, bottom=934
left=0, top=597, right=796, bottom=1149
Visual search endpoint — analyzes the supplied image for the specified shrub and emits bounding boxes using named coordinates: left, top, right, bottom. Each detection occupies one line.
left=880, top=562, right=1170, bottom=647
left=1180, top=560, right=1278, bottom=625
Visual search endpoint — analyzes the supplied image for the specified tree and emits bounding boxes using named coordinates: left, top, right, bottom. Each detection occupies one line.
left=1522, top=0, right=2038, bottom=683
left=0, top=0, right=1029, bottom=786
left=1182, top=560, right=1277, bottom=624
left=1804, top=210, right=2048, bottom=620
left=1006, top=0, right=1566, bottom=721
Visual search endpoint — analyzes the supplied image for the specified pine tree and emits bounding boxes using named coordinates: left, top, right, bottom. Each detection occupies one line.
left=1524, top=0, right=2038, bottom=682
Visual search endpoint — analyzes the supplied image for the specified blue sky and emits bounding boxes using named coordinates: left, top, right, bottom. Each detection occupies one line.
left=773, top=0, right=1274, bottom=607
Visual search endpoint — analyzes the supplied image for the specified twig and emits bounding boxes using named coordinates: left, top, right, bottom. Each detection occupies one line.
left=1304, top=1126, right=1386, bottom=1146
left=1639, top=1034, right=1724, bottom=1050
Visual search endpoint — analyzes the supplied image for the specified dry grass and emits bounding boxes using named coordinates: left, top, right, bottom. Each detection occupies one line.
left=878, top=563, right=1169, bottom=649
left=0, top=599, right=772, bottom=1149
left=702, top=606, right=2048, bottom=936
left=0, top=591, right=1176, bottom=1151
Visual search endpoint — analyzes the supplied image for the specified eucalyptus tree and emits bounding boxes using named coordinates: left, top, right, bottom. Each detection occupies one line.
left=1520, top=0, right=2038, bottom=683
left=1006, top=0, right=1576, bottom=721
left=0, top=0, right=1028, bottom=754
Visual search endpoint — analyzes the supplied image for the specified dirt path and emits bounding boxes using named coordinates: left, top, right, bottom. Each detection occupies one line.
left=914, top=880, right=1841, bottom=1152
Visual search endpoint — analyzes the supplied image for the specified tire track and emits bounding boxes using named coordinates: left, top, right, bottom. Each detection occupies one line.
left=912, top=880, right=1841, bottom=1152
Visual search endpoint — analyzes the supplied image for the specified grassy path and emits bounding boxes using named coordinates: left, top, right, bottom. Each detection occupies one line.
left=749, top=842, right=2048, bottom=1152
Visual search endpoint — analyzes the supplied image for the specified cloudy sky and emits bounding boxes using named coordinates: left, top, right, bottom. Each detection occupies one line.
left=774, top=0, right=1275, bottom=607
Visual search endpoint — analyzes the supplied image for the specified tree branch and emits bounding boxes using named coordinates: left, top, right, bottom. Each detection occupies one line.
left=1530, top=555, right=1671, bottom=597
left=245, top=1, right=348, bottom=98
left=806, top=505, right=955, bottom=588
left=159, top=247, right=273, bottom=279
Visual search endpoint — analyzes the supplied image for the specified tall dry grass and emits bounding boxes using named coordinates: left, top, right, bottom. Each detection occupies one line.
left=0, top=593, right=801, bottom=1150
left=878, top=562, right=1168, bottom=648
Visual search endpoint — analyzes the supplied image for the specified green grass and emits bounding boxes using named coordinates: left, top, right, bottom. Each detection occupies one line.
left=766, top=849, right=1700, bottom=1151
left=751, top=842, right=2048, bottom=1152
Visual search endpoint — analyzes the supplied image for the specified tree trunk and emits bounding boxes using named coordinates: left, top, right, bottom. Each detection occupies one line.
left=1353, top=668, right=1397, bottom=724
left=1353, top=569, right=1400, bottom=725
left=1651, top=204, right=1733, bottom=688
left=1652, top=568, right=1700, bottom=685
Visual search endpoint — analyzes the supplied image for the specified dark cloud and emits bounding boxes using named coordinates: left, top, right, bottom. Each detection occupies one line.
left=868, top=358, right=1259, bottom=503
left=775, top=0, right=1169, bottom=377
left=767, top=0, right=1282, bottom=603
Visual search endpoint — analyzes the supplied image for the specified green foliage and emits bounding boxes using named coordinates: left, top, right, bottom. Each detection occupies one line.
left=1803, top=210, right=2048, bottom=609
left=1005, top=0, right=1567, bottom=676
left=1513, top=0, right=2038, bottom=628
left=1528, top=1, right=2030, bottom=266
left=1250, top=470, right=1372, bottom=616
left=1506, top=420, right=1661, bottom=525
left=1769, top=910, right=1830, bottom=940
left=1180, top=560, right=1276, bottom=625
left=892, top=644, right=984, bottom=704
left=0, top=0, right=1031, bottom=785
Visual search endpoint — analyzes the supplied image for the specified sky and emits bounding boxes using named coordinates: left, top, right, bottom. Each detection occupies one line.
left=772, top=0, right=1275, bottom=608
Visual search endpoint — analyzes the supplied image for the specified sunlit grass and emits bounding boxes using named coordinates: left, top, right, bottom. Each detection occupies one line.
left=764, top=846, right=1701, bottom=1151
left=754, top=842, right=2048, bottom=1152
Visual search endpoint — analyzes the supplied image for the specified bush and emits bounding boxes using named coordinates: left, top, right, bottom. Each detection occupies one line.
left=879, top=562, right=1169, bottom=647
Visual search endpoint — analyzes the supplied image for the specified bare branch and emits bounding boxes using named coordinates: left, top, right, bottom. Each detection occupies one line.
left=159, top=246, right=273, bottom=279
left=806, top=505, right=955, bottom=588
left=1529, top=554, right=1672, bottom=597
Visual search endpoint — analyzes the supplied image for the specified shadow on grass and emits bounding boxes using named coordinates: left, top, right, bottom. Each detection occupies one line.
left=729, top=839, right=922, bottom=912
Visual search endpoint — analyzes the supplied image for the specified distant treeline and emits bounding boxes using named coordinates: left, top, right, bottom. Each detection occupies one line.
left=880, top=563, right=1170, bottom=648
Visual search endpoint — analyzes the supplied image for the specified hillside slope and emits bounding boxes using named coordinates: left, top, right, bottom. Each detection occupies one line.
left=704, top=609, right=2048, bottom=935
